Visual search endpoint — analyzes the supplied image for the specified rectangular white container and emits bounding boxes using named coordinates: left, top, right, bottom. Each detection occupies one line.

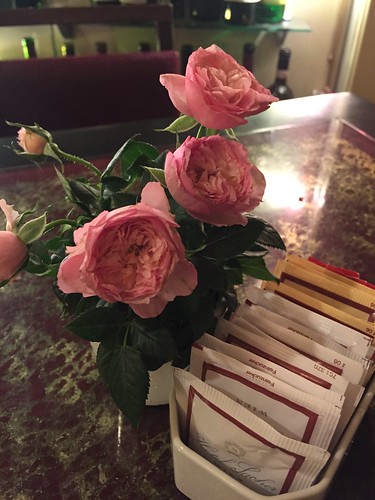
left=169, top=376, right=375, bottom=500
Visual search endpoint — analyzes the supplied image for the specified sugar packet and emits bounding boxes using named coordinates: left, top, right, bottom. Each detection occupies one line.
left=198, top=333, right=344, bottom=408
left=173, top=368, right=331, bottom=496
left=189, top=343, right=341, bottom=450
left=234, top=304, right=369, bottom=385
left=244, top=284, right=374, bottom=359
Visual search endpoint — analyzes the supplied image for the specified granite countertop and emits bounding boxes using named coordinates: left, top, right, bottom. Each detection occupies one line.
left=0, top=97, right=374, bottom=499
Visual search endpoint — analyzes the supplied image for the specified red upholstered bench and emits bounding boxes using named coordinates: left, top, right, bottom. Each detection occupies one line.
left=0, top=51, right=180, bottom=136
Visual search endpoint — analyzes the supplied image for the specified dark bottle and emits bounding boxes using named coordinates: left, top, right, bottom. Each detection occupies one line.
left=22, top=37, right=37, bottom=58
left=15, top=0, right=43, bottom=7
left=91, top=1, right=120, bottom=5
left=268, top=47, right=294, bottom=100
left=95, top=41, right=108, bottom=54
left=190, top=0, right=221, bottom=22
left=61, top=42, right=75, bottom=57
left=171, top=0, right=185, bottom=20
left=242, top=42, right=255, bottom=72
left=223, top=1, right=257, bottom=25
left=180, top=43, right=193, bottom=74
left=137, top=42, right=151, bottom=52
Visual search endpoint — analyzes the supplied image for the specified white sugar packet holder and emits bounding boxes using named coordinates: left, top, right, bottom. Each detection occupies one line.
left=244, top=284, right=374, bottom=360
left=215, top=318, right=364, bottom=446
left=233, top=304, right=370, bottom=386
left=198, top=333, right=344, bottom=409
left=189, top=342, right=341, bottom=451
left=173, top=368, right=331, bottom=496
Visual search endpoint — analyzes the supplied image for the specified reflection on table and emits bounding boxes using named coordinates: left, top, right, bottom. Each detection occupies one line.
left=0, top=92, right=374, bottom=499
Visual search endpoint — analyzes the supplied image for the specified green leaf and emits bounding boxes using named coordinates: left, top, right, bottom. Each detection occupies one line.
left=24, top=240, right=54, bottom=276
left=129, top=317, right=178, bottom=360
left=119, top=140, right=159, bottom=182
left=175, top=209, right=206, bottom=252
left=43, top=142, right=62, bottom=163
left=66, top=306, right=125, bottom=342
left=193, top=256, right=227, bottom=291
left=142, top=166, right=166, bottom=186
left=101, top=175, right=129, bottom=193
left=17, top=212, right=47, bottom=245
left=55, top=167, right=75, bottom=201
left=205, top=128, right=219, bottom=136
left=153, top=150, right=168, bottom=169
left=168, top=290, right=217, bottom=338
left=97, top=343, right=149, bottom=428
left=224, top=267, right=244, bottom=287
left=237, top=255, right=278, bottom=282
left=101, top=135, right=137, bottom=179
left=256, top=219, right=286, bottom=251
left=203, top=218, right=265, bottom=260
left=69, top=180, right=100, bottom=207
left=155, top=114, right=198, bottom=134
left=110, top=192, right=138, bottom=209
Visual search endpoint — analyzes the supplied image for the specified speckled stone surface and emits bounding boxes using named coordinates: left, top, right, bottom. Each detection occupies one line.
left=1, top=108, right=374, bottom=499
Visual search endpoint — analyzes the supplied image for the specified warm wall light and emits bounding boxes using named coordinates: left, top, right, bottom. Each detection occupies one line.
left=283, top=0, right=295, bottom=21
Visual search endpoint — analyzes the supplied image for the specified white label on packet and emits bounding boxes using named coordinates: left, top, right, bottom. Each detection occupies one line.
left=173, top=368, right=331, bottom=495
left=216, top=317, right=350, bottom=395
left=235, top=306, right=368, bottom=386
left=198, top=333, right=344, bottom=408
left=190, top=343, right=341, bottom=450
left=244, top=284, right=373, bottom=358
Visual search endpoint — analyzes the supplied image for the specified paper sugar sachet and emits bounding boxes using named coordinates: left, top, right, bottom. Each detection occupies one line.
left=263, top=259, right=375, bottom=343
left=198, top=333, right=344, bottom=408
left=173, top=368, right=331, bottom=496
left=267, top=255, right=375, bottom=323
left=244, top=284, right=374, bottom=361
left=235, top=302, right=368, bottom=365
left=233, top=304, right=370, bottom=386
left=189, top=343, right=341, bottom=450
left=214, top=318, right=364, bottom=444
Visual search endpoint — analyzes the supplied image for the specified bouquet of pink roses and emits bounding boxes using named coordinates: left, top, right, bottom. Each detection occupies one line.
left=0, top=45, right=284, bottom=426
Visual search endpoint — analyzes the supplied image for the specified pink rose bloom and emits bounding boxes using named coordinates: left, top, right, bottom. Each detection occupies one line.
left=160, top=44, right=278, bottom=130
left=17, top=127, right=47, bottom=154
left=57, top=182, right=197, bottom=319
left=0, top=199, right=28, bottom=282
left=165, top=135, right=265, bottom=226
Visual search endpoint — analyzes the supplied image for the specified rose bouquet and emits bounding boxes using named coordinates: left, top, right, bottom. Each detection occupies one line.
left=0, top=45, right=285, bottom=427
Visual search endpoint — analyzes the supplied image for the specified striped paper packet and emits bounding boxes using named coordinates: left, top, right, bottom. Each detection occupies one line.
left=189, top=343, right=341, bottom=450
left=174, top=368, right=331, bottom=495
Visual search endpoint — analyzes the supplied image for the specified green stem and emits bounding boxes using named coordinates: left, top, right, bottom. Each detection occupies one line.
left=196, top=125, right=206, bottom=138
left=51, top=144, right=102, bottom=177
left=45, top=218, right=80, bottom=232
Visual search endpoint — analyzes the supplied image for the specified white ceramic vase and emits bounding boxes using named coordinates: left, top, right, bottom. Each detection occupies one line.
left=90, top=342, right=173, bottom=406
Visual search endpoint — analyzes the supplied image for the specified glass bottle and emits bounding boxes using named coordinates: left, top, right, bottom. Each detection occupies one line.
left=61, top=41, right=75, bottom=56
left=15, top=1, right=43, bottom=7
left=268, top=48, right=294, bottom=100
left=95, top=41, right=108, bottom=54
left=255, top=0, right=286, bottom=23
left=22, top=37, right=37, bottom=58
left=190, top=0, right=221, bottom=22
left=223, top=1, right=259, bottom=26
left=242, top=42, right=255, bottom=72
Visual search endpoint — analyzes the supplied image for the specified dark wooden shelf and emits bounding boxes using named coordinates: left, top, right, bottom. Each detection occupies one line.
left=0, top=5, right=173, bottom=50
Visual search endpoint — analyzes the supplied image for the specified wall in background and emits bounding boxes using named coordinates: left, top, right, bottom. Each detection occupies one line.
left=343, top=0, right=375, bottom=104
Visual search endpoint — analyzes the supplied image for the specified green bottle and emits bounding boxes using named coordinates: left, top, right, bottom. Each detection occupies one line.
left=256, top=0, right=286, bottom=23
